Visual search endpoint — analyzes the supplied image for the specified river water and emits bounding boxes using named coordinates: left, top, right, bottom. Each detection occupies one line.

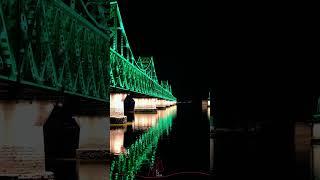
left=110, top=104, right=213, bottom=179
left=46, top=103, right=320, bottom=180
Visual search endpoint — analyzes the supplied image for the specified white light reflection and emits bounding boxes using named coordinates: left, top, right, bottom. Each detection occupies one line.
left=133, top=113, right=158, bottom=130
left=110, top=127, right=126, bottom=154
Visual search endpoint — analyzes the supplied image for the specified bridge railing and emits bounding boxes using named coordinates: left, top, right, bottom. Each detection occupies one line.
left=110, top=49, right=176, bottom=101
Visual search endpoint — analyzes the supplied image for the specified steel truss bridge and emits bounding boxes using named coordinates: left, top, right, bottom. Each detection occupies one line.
left=0, top=0, right=176, bottom=103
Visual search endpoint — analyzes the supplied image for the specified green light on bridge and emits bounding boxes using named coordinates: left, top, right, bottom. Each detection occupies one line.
left=0, top=0, right=176, bottom=102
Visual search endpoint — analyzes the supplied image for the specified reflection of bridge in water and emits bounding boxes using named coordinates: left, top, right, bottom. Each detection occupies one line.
left=110, top=105, right=177, bottom=179
left=110, top=106, right=177, bottom=154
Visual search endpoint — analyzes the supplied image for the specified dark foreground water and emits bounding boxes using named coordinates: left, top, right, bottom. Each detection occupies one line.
left=46, top=103, right=320, bottom=180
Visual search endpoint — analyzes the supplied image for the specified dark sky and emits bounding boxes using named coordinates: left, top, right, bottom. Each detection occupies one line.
left=117, top=0, right=213, bottom=100
left=117, top=1, right=318, bottom=121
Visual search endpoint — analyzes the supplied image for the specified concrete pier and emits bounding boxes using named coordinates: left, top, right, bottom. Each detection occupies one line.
left=157, top=99, right=167, bottom=110
left=0, top=101, right=54, bottom=179
left=157, top=100, right=176, bottom=109
left=110, top=93, right=128, bottom=124
left=313, top=114, right=320, bottom=143
left=134, top=98, right=157, bottom=114
left=75, top=116, right=110, bottom=161
left=313, top=123, right=320, bottom=141
left=202, top=100, right=209, bottom=111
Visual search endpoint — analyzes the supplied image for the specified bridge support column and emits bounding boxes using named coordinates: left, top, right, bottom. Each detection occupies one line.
left=75, top=116, right=109, bottom=161
left=110, top=93, right=127, bottom=124
left=313, top=114, right=320, bottom=142
left=0, top=101, right=54, bottom=179
left=157, top=99, right=167, bottom=110
left=202, top=100, right=209, bottom=111
left=313, top=123, right=320, bottom=142
left=161, top=100, right=175, bottom=108
left=133, top=98, right=157, bottom=114
left=167, top=101, right=176, bottom=106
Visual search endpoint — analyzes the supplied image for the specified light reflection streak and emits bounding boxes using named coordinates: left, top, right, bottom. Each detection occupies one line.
left=110, top=106, right=177, bottom=179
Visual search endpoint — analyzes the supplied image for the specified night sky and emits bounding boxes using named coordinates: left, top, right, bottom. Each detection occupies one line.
left=117, top=1, right=318, bottom=121
left=117, top=0, right=212, bottom=100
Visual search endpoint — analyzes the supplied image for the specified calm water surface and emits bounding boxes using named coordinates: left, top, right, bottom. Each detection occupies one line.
left=110, top=104, right=212, bottom=179
left=47, top=103, right=320, bottom=180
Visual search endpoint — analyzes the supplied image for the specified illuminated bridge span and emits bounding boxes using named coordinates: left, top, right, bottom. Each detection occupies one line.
left=0, top=0, right=175, bottom=101
left=109, top=0, right=174, bottom=100
left=0, top=0, right=176, bottom=178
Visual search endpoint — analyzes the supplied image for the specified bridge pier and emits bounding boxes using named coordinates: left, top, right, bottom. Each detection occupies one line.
left=134, top=98, right=157, bottom=113
left=158, top=100, right=176, bottom=109
left=313, top=123, right=320, bottom=143
left=157, top=99, right=167, bottom=110
left=110, top=93, right=128, bottom=124
left=202, top=100, right=209, bottom=111
left=0, top=101, right=54, bottom=179
left=313, top=114, right=320, bottom=142
left=168, top=100, right=176, bottom=106
left=74, top=116, right=110, bottom=161
left=43, top=98, right=109, bottom=179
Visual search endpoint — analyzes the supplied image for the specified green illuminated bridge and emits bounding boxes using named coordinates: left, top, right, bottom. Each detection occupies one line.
left=0, top=1, right=176, bottom=177
left=0, top=0, right=176, bottom=102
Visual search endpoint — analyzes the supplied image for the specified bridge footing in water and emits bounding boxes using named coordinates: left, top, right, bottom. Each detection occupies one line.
left=75, top=115, right=110, bottom=162
left=110, top=116, right=127, bottom=124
